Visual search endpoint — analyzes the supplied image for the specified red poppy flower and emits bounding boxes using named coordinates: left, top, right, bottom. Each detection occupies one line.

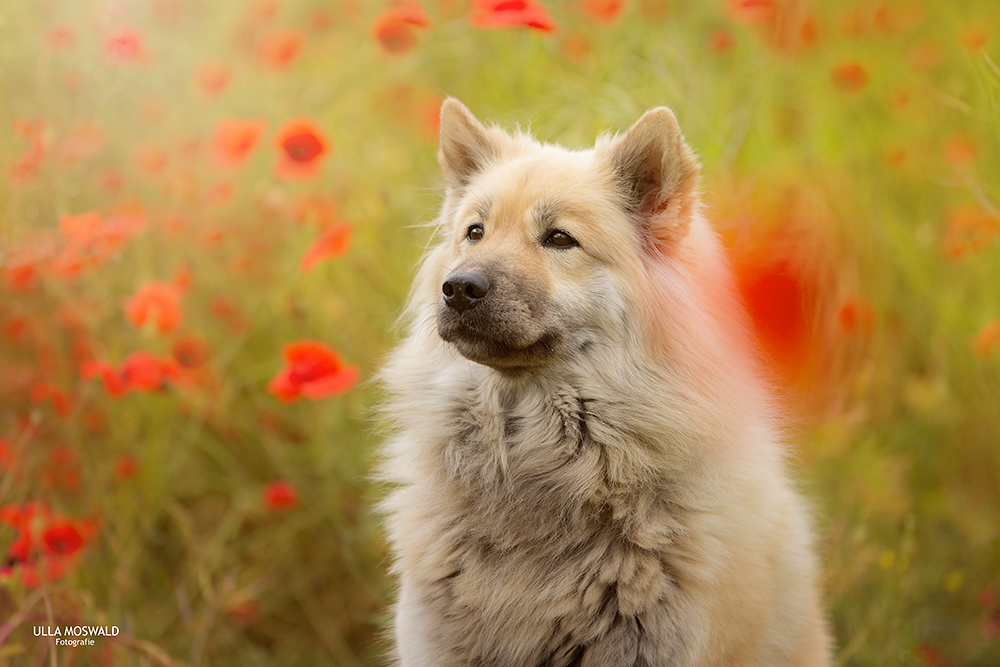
left=252, top=1, right=279, bottom=22
left=125, top=281, right=183, bottom=333
left=82, top=352, right=179, bottom=396
left=943, top=205, right=1000, bottom=259
left=43, top=446, right=81, bottom=492
left=837, top=297, right=875, bottom=335
left=832, top=62, right=868, bottom=92
left=274, top=119, right=330, bottom=180
left=301, top=223, right=353, bottom=271
left=471, top=0, right=557, bottom=32
left=0, top=502, right=51, bottom=529
left=105, top=27, right=148, bottom=63
left=725, top=220, right=825, bottom=386
left=197, top=62, right=232, bottom=95
left=738, top=259, right=810, bottom=367
left=914, top=643, right=954, bottom=667
left=961, top=27, right=988, bottom=51
left=120, top=352, right=180, bottom=391
left=41, top=521, right=85, bottom=556
left=59, top=211, right=102, bottom=246
left=581, top=0, right=625, bottom=24
left=260, top=31, right=303, bottom=69
left=263, top=481, right=299, bottom=511
left=29, top=381, right=71, bottom=416
left=710, top=29, right=734, bottom=52
left=944, top=135, right=976, bottom=166
left=972, top=320, right=1000, bottom=360
left=9, top=119, right=45, bottom=185
left=268, top=340, right=359, bottom=402
left=210, top=297, right=247, bottom=332
left=212, top=119, right=266, bottom=167
left=4, top=261, right=39, bottom=291
left=171, top=336, right=211, bottom=369
left=726, top=0, right=774, bottom=24
left=114, top=455, right=139, bottom=481
left=372, top=1, right=433, bottom=54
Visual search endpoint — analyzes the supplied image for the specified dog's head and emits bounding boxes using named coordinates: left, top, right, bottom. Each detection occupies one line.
left=428, top=99, right=701, bottom=372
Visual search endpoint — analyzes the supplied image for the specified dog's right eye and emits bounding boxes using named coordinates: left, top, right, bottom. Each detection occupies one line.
left=466, top=224, right=484, bottom=243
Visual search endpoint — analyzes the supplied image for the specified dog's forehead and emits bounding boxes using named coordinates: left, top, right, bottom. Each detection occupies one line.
left=468, top=149, right=613, bottom=223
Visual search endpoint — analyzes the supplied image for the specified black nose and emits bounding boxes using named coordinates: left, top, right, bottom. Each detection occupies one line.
left=442, top=272, right=491, bottom=312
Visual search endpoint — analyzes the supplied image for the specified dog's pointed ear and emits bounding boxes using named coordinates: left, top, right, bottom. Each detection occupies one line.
left=606, top=107, right=700, bottom=247
left=438, top=98, right=502, bottom=191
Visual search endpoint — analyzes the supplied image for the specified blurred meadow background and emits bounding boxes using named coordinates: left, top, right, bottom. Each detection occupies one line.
left=1, top=0, right=999, bottom=665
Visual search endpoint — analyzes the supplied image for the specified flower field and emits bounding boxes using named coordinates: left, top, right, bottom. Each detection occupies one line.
left=1, top=1, right=998, bottom=665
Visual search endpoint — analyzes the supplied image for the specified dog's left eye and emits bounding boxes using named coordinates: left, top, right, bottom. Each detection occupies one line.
left=542, top=229, right=579, bottom=249
left=466, top=224, right=484, bottom=242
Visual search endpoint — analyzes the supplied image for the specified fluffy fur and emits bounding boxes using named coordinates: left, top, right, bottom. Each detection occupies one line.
left=379, top=99, right=832, bottom=666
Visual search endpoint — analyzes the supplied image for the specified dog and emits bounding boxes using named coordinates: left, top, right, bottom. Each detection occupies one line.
left=379, top=99, right=832, bottom=666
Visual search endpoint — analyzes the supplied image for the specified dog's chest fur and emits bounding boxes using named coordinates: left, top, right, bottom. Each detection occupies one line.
left=395, top=373, right=704, bottom=666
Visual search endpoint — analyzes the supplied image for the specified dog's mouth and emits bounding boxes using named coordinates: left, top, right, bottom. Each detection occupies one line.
left=437, top=311, right=561, bottom=370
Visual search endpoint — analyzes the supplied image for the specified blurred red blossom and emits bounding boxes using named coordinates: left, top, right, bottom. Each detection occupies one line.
left=944, top=134, right=977, bottom=166
left=722, top=210, right=830, bottom=386
left=0, top=503, right=97, bottom=588
left=301, top=223, right=354, bottom=271
left=46, top=27, right=75, bottom=50
left=4, top=258, right=40, bottom=291
left=42, top=521, right=86, bottom=556
left=726, top=0, right=774, bottom=25
left=9, top=118, right=46, bottom=185
left=260, top=31, right=303, bottom=69
left=198, top=62, right=232, bottom=95
left=581, top=0, right=625, bottom=24
left=831, top=61, right=868, bottom=92
left=372, top=1, right=433, bottom=54
left=136, top=146, right=169, bottom=175
left=915, top=643, right=955, bottom=667
left=114, top=455, right=140, bottom=481
left=29, top=381, right=71, bottom=416
left=268, top=340, right=359, bottom=402
left=252, top=0, right=279, bottom=21
left=961, top=26, right=988, bottom=51
left=972, top=320, right=1000, bottom=360
left=213, top=119, right=266, bottom=167
left=942, top=205, right=1000, bottom=259
left=210, top=297, right=247, bottom=332
left=710, top=28, right=734, bottom=52
left=44, top=446, right=81, bottom=492
left=471, top=0, right=557, bottom=32
left=105, top=27, right=148, bottom=63
left=838, top=297, right=875, bottom=335
left=171, top=336, right=211, bottom=369
left=912, top=39, right=942, bottom=70
left=125, top=281, right=184, bottom=333
left=274, top=119, right=330, bottom=180
left=263, top=481, right=299, bottom=511
left=4, top=316, right=30, bottom=343
left=0, top=437, right=15, bottom=471
left=83, top=352, right=180, bottom=396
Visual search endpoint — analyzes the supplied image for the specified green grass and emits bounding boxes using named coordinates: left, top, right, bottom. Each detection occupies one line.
left=1, top=1, right=999, bottom=665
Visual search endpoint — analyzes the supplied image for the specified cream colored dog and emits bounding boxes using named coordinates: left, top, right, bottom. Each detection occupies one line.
left=379, top=99, right=832, bottom=666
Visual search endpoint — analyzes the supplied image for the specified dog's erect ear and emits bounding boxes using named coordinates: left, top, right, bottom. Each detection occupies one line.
left=438, top=98, right=502, bottom=191
left=607, top=107, right=700, bottom=247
